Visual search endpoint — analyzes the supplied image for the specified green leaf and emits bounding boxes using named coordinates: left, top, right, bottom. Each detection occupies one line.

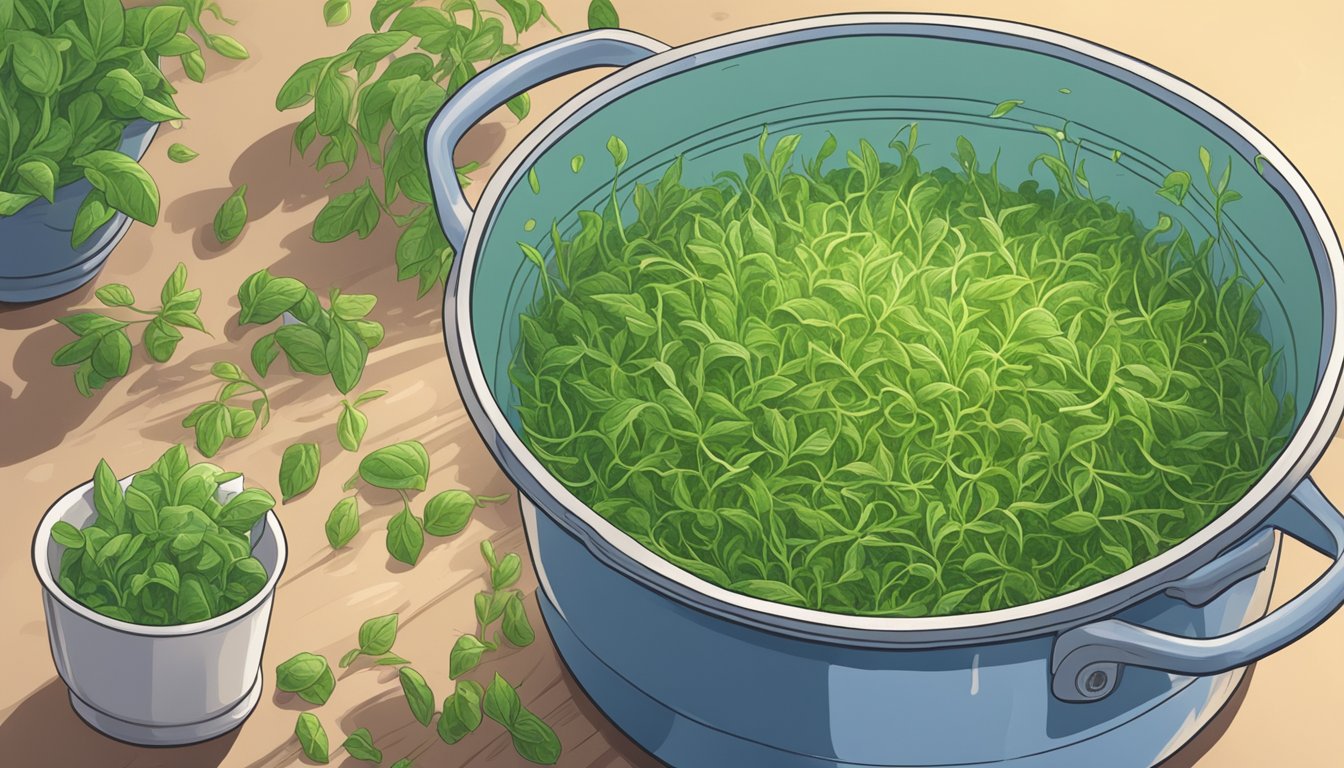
left=501, top=593, right=535, bottom=647
left=342, top=729, right=382, bottom=763
left=423, top=490, right=474, bottom=537
left=587, top=0, right=619, bottom=29
left=507, top=92, right=530, bottom=120
left=491, top=553, right=522, bottom=590
left=1156, top=170, right=1192, bottom=206
left=326, top=321, right=368, bottom=394
left=323, top=0, right=351, bottom=26
left=143, top=319, right=183, bottom=363
left=509, top=711, right=562, bottom=764
left=279, top=443, right=321, bottom=501
left=606, top=135, right=628, bottom=169
left=213, top=185, right=248, bottom=244
left=96, top=68, right=146, bottom=117
left=989, top=99, right=1024, bottom=118
left=371, top=0, right=416, bottom=31
left=1053, top=511, right=1098, bottom=533
left=0, top=191, right=38, bottom=216
left=449, top=634, right=488, bottom=679
left=238, top=270, right=306, bottom=324
left=52, top=521, right=86, bottom=549
left=17, top=160, right=55, bottom=202
left=387, top=507, right=424, bottom=565
left=72, top=190, right=116, bottom=247
left=164, top=143, right=199, bottom=164
left=175, top=576, right=213, bottom=623
left=90, top=329, right=132, bottom=379
left=207, top=33, right=249, bottom=60
left=275, top=325, right=330, bottom=375
left=313, top=181, right=380, bottom=242
left=83, top=0, right=126, bottom=57
left=95, top=284, right=136, bottom=308
left=215, top=487, right=275, bottom=532
left=570, top=154, right=584, bottom=173
left=482, top=672, right=522, bottom=727
left=276, top=651, right=330, bottom=693
left=295, top=713, right=330, bottom=763
left=437, top=680, right=484, bottom=744
left=10, top=32, right=63, bottom=95
left=251, top=333, right=279, bottom=376
left=338, top=402, right=369, bottom=452
left=75, top=151, right=160, bottom=225
left=325, top=497, right=360, bottom=549
left=359, top=441, right=429, bottom=490
left=358, top=613, right=398, bottom=655
left=277, top=58, right=330, bottom=111
left=528, top=167, right=540, bottom=194
left=399, top=667, right=435, bottom=726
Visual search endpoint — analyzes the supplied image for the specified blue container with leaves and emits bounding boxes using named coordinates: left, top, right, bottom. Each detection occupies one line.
left=429, top=15, right=1344, bottom=768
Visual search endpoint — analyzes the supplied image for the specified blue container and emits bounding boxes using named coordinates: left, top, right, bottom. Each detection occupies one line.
left=428, top=15, right=1344, bottom=767
left=0, top=120, right=158, bottom=304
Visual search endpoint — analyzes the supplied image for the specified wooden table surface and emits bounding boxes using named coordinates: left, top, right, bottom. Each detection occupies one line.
left=2, top=2, right=1342, bottom=767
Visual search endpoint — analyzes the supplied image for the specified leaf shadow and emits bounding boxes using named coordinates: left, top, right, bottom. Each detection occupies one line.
left=0, top=323, right=105, bottom=465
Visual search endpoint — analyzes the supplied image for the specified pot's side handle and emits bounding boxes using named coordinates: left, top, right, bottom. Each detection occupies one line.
left=425, top=29, right=670, bottom=252
left=1050, top=478, right=1344, bottom=702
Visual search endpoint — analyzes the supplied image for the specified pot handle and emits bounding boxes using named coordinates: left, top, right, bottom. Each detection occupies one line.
left=1051, top=478, right=1344, bottom=702
left=425, top=29, right=670, bottom=253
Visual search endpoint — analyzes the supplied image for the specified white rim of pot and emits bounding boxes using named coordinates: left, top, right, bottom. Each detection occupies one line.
left=32, top=478, right=288, bottom=638
left=450, top=13, right=1344, bottom=638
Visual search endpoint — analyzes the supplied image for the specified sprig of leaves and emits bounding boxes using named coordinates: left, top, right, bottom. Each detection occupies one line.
left=450, top=541, right=533, bottom=678
left=276, top=651, right=337, bottom=705
left=275, top=0, right=566, bottom=298
left=339, top=440, right=509, bottom=565
left=0, top=0, right=245, bottom=229
left=53, top=263, right=205, bottom=396
left=482, top=673, right=561, bottom=764
left=182, top=362, right=271, bottom=457
left=54, top=445, right=274, bottom=625
left=237, top=269, right=384, bottom=394
left=338, top=612, right=409, bottom=668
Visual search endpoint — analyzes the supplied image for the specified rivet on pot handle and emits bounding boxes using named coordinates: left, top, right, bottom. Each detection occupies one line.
left=1051, top=478, right=1344, bottom=702
left=425, top=29, right=671, bottom=253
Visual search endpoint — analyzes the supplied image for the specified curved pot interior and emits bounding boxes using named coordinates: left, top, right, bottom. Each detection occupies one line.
left=455, top=20, right=1335, bottom=639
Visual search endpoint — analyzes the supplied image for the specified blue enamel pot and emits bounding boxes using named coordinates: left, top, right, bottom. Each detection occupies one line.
left=428, top=15, right=1344, bottom=767
left=0, top=120, right=157, bottom=304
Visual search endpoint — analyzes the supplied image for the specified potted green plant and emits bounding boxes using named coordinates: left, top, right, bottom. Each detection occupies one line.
left=0, top=0, right=246, bottom=303
left=31, top=444, right=287, bottom=745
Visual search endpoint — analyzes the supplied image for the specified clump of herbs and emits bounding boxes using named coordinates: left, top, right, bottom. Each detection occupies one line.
left=52, top=444, right=276, bottom=625
left=237, top=268, right=384, bottom=394
left=0, top=0, right=246, bottom=236
left=511, top=129, right=1295, bottom=617
left=276, top=0, right=619, bottom=298
left=183, top=361, right=271, bottom=457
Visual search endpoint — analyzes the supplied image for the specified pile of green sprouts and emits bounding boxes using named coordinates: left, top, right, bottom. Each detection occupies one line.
left=511, top=127, right=1294, bottom=617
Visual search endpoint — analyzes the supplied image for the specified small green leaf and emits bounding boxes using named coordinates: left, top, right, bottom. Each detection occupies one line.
left=359, top=440, right=430, bottom=490
left=17, top=160, right=56, bottom=202
left=168, top=143, right=199, bottom=163
left=72, top=190, right=115, bottom=247
left=214, top=185, right=248, bottom=244
left=323, top=0, right=351, bottom=26
left=606, top=135, right=628, bottom=169
left=482, top=672, right=522, bottom=727
left=528, top=167, right=540, bottom=194
left=587, top=0, right=619, bottom=29
left=491, top=552, right=522, bottom=590
left=52, top=521, right=86, bottom=549
left=988, top=99, right=1023, bottom=118
left=207, top=34, right=249, bottom=60
left=95, top=284, right=136, bottom=308
left=238, top=270, right=306, bottom=325
left=338, top=402, right=369, bottom=451
left=75, top=151, right=160, bottom=225
left=437, top=680, right=484, bottom=744
left=399, top=667, right=435, bottom=726
left=387, top=506, right=424, bottom=565
left=295, top=713, right=330, bottom=763
left=359, top=613, right=399, bottom=655
left=570, top=154, right=584, bottom=173
left=1156, top=170, right=1192, bottom=206
left=449, top=634, right=488, bottom=679
left=326, top=497, right=360, bottom=549
left=279, top=443, right=321, bottom=501
left=423, top=490, right=474, bottom=536
left=501, top=593, right=535, bottom=647
left=342, top=729, right=382, bottom=763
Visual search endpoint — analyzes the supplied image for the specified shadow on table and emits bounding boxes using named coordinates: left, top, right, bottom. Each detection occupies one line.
left=0, top=678, right=239, bottom=768
left=1157, top=664, right=1256, bottom=768
left=0, top=322, right=104, bottom=466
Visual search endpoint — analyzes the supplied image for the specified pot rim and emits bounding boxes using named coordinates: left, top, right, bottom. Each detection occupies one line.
left=446, top=13, right=1344, bottom=643
left=32, top=474, right=288, bottom=638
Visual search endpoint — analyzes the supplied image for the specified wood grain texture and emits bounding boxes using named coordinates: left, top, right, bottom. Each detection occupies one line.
left=1, top=2, right=1341, bottom=767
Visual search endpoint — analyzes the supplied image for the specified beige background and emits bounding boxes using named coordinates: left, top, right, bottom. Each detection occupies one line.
left=2, top=1, right=1342, bottom=766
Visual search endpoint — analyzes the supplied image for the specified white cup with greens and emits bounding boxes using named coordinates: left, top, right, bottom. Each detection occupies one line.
left=31, top=445, right=287, bottom=745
